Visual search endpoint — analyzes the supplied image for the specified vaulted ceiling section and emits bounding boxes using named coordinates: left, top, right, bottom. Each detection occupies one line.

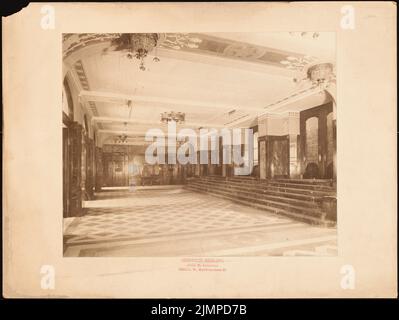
left=63, top=32, right=335, bottom=146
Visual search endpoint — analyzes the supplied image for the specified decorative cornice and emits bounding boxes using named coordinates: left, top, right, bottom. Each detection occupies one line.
left=73, top=60, right=99, bottom=118
left=63, top=33, right=309, bottom=70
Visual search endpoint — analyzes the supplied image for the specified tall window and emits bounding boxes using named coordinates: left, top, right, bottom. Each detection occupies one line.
left=253, top=131, right=259, bottom=166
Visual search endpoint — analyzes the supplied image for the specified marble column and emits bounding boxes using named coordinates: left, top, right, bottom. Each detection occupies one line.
left=195, top=151, right=201, bottom=176
left=325, top=85, right=337, bottom=181
left=259, top=139, right=266, bottom=179
left=207, top=150, right=213, bottom=175
left=288, top=112, right=300, bottom=178
left=95, top=147, right=103, bottom=192
left=257, top=114, right=268, bottom=179
left=69, top=122, right=83, bottom=217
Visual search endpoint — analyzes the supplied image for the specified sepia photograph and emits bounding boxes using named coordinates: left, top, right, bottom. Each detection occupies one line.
left=62, top=32, right=337, bottom=257
left=3, top=2, right=396, bottom=299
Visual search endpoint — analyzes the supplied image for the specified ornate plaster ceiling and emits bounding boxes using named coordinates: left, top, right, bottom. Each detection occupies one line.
left=63, top=32, right=335, bottom=146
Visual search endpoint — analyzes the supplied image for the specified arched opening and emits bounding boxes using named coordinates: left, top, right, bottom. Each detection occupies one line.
left=303, top=162, right=319, bottom=179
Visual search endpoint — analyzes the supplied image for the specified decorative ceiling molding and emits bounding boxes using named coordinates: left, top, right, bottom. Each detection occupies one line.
left=279, top=55, right=317, bottom=71
left=98, top=129, right=199, bottom=138
left=63, top=33, right=311, bottom=70
left=73, top=60, right=99, bottom=117
left=79, top=90, right=262, bottom=111
left=158, top=33, right=202, bottom=50
left=223, top=113, right=250, bottom=126
left=260, top=86, right=332, bottom=115
left=91, top=116, right=226, bottom=129
left=62, top=33, right=334, bottom=139
left=65, top=70, right=102, bottom=131
left=176, top=33, right=307, bottom=69
left=63, top=33, right=119, bottom=59
left=263, top=85, right=318, bottom=110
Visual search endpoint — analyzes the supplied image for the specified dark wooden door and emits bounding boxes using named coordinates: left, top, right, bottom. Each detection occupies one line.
left=103, top=152, right=129, bottom=186
left=299, top=102, right=333, bottom=179
left=63, top=127, right=70, bottom=217
left=266, top=135, right=289, bottom=178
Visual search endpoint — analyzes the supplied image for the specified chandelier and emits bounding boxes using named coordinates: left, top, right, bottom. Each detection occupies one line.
left=161, top=111, right=185, bottom=124
left=114, top=134, right=128, bottom=144
left=289, top=62, right=335, bottom=91
left=263, top=62, right=335, bottom=110
left=114, top=122, right=129, bottom=144
left=109, top=33, right=160, bottom=71
left=306, top=63, right=335, bottom=90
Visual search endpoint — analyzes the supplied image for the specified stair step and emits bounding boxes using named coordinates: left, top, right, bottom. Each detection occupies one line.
left=204, top=176, right=333, bottom=187
left=187, top=184, right=324, bottom=218
left=185, top=176, right=336, bottom=226
left=227, top=176, right=332, bottom=185
left=186, top=185, right=335, bottom=227
left=273, top=178, right=334, bottom=186
left=189, top=181, right=320, bottom=208
left=198, top=176, right=335, bottom=192
left=266, top=181, right=334, bottom=191
left=192, top=179, right=335, bottom=197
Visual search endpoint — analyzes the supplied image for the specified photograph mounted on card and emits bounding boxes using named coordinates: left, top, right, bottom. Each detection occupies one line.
left=2, top=2, right=396, bottom=298
left=62, top=31, right=337, bottom=257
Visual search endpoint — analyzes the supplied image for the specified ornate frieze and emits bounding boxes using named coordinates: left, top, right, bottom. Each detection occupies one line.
left=63, top=33, right=308, bottom=69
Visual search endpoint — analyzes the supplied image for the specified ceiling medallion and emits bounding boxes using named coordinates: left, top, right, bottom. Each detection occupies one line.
left=161, top=111, right=185, bottom=124
left=105, top=33, right=161, bottom=71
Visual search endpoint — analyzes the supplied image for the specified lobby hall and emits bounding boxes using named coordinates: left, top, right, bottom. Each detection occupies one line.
left=62, top=33, right=337, bottom=257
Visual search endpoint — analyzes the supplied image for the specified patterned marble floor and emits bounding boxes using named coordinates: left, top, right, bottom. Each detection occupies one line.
left=63, top=186, right=337, bottom=257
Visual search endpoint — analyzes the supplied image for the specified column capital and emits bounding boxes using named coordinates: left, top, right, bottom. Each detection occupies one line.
left=288, top=111, right=300, bottom=118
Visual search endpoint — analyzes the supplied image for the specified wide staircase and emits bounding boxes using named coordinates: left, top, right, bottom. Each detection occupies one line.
left=185, top=175, right=337, bottom=227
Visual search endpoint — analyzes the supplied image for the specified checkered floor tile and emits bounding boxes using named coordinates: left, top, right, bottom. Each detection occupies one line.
left=64, top=187, right=337, bottom=257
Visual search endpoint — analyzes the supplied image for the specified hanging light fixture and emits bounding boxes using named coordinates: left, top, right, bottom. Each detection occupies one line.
left=107, top=33, right=161, bottom=71
left=288, top=62, right=335, bottom=92
left=114, top=135, right=128, bottom=144
left=306, top=63, right=335, bottom=90
left=160, top=111, right=185, bottom=124
left=264, top=61, right=335, bottom=110
left=114, top=122, right=129, bottom=144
